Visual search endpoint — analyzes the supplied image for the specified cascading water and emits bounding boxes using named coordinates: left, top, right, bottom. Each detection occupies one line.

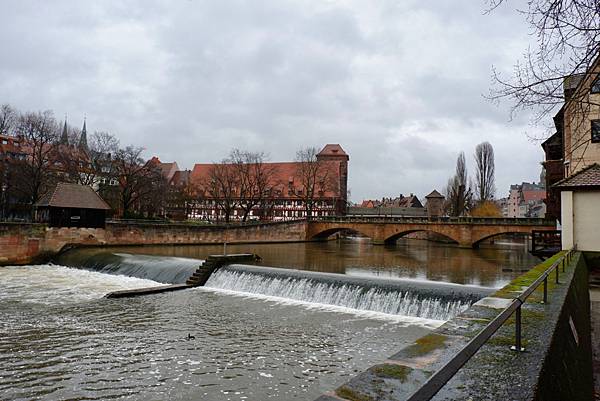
left=56, top=251, right=202, bottom=284
left=56, top=250, right=493, bottom=321
left=206, top=265, right=493, bottom=321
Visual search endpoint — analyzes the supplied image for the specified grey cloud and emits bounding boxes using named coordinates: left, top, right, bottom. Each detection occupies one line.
left=0, top=0, right=547, bottom=201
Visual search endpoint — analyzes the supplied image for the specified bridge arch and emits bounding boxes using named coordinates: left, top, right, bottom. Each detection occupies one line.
left=471, top=231, right=530, bottom=248
left=310, top=227, right=373, bottom=240
left=383, top=229, right=459, bottom=245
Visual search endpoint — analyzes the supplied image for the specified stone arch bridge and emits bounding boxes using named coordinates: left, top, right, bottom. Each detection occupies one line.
left=306, top=216, right=556, bottom=248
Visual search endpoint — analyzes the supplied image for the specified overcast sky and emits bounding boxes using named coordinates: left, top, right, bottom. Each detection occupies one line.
left=0, top=0, right=549, bottom=202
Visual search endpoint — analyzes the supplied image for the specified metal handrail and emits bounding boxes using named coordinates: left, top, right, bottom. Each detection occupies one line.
left=406, top=249, right=574, bottom=401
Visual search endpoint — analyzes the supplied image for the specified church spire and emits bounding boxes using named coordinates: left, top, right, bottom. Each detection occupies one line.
left=60, top=117, right=69, bottom=145
left=78, top=117, right=88, bottom=151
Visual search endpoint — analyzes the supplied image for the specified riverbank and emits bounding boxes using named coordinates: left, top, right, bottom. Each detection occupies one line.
left=318, top=251, right=593, bottom=401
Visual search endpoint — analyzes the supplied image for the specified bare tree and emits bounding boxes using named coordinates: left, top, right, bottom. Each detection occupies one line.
left=294, top=147, right=332, bottom=219
left=474, top=141, right=496, bottom=202
left=0, top=104, right=16, bottom=135
left=203, top=160, right=240, bottom=223
left=488, top=0, right=600, bottom=122
left=12, top=111, right=59, bottom=214
left=230, top=149, right=279, bottom=221
left=113, top=146, right=158, bottom=217
left=445, top=152, right=473, bottom=217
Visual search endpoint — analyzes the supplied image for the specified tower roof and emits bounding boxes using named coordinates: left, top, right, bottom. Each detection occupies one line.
left=78, top=118, right=88, bottom=151
left=60, top=119, right=69, bottom=145
left=318, top=144, right=348, bottom=157
left=425, top=189, right=444, bottom=198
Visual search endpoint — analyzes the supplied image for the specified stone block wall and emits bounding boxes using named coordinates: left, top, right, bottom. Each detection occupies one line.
left=0, top=221, right=308, bottom=266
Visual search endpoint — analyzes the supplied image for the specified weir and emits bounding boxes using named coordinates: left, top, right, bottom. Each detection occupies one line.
left=206, top=265, right=494, bottom=320
left=55, top=251, right=260, bottom=298
left=56, top=250, right=492, bottom=316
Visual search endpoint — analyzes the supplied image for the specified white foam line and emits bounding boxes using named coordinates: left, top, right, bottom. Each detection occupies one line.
left=198, top=286, right=445, bottom=328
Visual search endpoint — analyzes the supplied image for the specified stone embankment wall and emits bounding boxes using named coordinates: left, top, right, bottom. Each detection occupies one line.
left=317, top=251, right=593, bottom=401
left=0, top=221, right=308, bottom=266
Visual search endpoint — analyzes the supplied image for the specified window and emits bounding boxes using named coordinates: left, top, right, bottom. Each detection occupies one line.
left=592, top=120, right=600, bottom=143
left=592, top=77, right=600, bottom=94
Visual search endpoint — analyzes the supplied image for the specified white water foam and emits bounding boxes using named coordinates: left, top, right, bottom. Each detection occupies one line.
left=197, top=285, right=444, bottom=328
left=0, top=264, right=163, bottom=304
left=205, top=269, right=471, bottom=322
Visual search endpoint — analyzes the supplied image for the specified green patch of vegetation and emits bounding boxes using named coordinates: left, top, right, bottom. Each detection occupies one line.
left=494, top=251, right=567, bottom=300
left=335, top=386, right=374, bottom=401
left=405, top=333, right=448, bottom=357
left=487, top=335, right=529, bottom=348
left=372, top=364, right=413, bottom=382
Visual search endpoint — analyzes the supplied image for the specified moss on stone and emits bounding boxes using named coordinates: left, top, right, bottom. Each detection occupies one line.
left=494, top=251, right=567, bottom=300
left=487, top=335, right=529, bottom=348
left=405, top=333, right=448, bottom=357
left=335, top=386, right=374, bottom=401
left=372, top=364, right=413, bottom=381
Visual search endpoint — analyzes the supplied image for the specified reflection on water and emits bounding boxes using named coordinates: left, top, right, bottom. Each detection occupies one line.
left=66, top=237, right=538, bottom=288
left=0, top=238, right=539, bottom=400
left=0, top=265, right=430, bottom=401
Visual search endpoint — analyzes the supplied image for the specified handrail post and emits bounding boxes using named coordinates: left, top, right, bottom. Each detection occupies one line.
left=542, top=276, right=548, bottom=304
left=555, top=264, right=559, bottom=284
left=511, top=305, right=524, bottom=352
left=562, top=258, right=565, bottom=273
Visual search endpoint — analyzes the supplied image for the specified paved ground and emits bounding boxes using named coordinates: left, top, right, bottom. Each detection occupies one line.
left=590, top=266, right=600, bottom=400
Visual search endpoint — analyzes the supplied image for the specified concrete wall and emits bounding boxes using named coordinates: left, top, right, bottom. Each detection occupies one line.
left=562, top=190, right=600, bottom=251
left=561, top=191, right=574, bottom=249
left=0, top=221, right=308, bottom=266
left=317, top=251, right=593, bottom=401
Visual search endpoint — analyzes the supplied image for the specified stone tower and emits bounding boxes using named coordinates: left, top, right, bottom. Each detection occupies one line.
left=425, top=189, right=445, bottom=218
left=316, top=144, right=349, bottom=215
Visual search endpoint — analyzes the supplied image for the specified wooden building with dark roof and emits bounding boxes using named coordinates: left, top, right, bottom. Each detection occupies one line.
left=35, top=182, right=111, bottom=228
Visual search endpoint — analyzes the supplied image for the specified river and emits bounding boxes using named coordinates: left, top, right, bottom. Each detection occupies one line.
left=0, top=238, right=538, bottom=400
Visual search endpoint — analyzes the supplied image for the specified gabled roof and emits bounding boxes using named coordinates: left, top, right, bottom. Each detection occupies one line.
left=317, top=144, right=348, bottom=157
left=425, top=189, right=444, bottom=199
left=553, top=163, right=600, bottom=190
left=36, top=182, right=111, bottom=210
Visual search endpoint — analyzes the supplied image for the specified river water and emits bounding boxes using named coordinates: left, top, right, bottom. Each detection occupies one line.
left=0, top=238, right=538, bottom=400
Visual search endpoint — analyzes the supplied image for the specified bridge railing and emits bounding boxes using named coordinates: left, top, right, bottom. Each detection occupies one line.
left=405, top=249, right=575, bottom=401
left=312, top=215, right=555, bottom=226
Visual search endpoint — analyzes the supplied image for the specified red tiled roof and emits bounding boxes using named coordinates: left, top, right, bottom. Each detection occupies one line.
left=318, top=144, right=348, bottom=157
left=190, top=160, right=342, bottom=198
left=171, top=170, right=191, bottom=186
left=360, top=200, right=380, bottom=208
left=553, top=163, right=600, bottom=189
left=36, top=182, right=111, bottom=210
